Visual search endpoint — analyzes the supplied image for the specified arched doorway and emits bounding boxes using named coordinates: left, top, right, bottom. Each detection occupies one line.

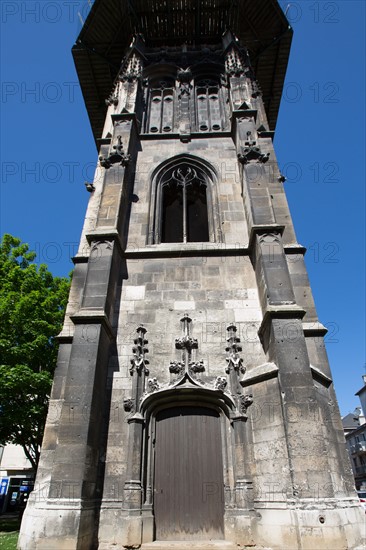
left=153, top=406, right=225, bottom=541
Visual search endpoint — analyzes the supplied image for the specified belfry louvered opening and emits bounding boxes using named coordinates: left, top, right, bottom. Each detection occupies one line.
left=143, top=63, right=229, bottom=135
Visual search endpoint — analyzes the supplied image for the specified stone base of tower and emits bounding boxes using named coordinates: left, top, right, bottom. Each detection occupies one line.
left=139, top=542, right=238, bottom=550
left=17, top=497, right=97, bottom=550
left=18, top=492, right=365, bottom=549
left=94, top=501, right=366, bottom=550
left=252, top=503, right=366, bottom=550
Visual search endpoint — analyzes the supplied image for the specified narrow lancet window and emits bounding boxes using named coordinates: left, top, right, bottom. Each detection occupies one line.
left=147, top=82, right=174, bottom=134
left=196, top=79, right=222, bottom=132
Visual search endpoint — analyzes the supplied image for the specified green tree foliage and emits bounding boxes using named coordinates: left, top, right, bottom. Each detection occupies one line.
left=0, top=234, right=70, bottom=471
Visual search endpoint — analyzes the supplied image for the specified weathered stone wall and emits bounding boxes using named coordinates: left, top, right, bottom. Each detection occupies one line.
left=127, top=137, right=248, bottom=247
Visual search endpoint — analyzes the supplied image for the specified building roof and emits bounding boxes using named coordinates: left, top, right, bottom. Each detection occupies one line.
left=344, top=421, right=366, bottom=441
left=342, top=411, right=361, bottom=432
left=72, top=0, right=292, bottom=144
left=355, top=377, right=366, bottom=396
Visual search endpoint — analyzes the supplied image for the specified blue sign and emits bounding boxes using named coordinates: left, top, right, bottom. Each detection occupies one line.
left=0, top=478, right=9, bottom=496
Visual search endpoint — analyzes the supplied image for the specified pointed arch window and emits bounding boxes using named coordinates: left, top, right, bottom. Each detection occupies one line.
left=148, top=157, right=222, bottom=245
left=161, top=167, right=209, bottom=243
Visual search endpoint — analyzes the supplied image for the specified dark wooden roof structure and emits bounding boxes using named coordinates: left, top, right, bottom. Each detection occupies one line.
left=72, top=0, right=292, bottom=144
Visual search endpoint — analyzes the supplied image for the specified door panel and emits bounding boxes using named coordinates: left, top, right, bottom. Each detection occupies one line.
left=154, top=406, right=224, bottom=540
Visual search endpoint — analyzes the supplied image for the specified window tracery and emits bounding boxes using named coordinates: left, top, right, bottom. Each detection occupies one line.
left=161, top=166, right=209, bottom=243
left=148, top=156, right=221, bottom=245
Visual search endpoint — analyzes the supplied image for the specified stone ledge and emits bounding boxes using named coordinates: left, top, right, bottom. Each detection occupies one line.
left=140, top=541, right=238, bottom=550
left=70, top=310, right=115, bottom=340
left=310, top=364, right=332, bottom=388
left=99, top=545, right=272, bottom=550
left=85, top=229, right=124, bottom=256
left=248, top=224, right=285, bottom=251
left=124, top=244, right=250, bottom=259
left=258, top=304, right=306, bottom=339
left=55, top=332, right=73, bottom=343
left=140, top=130, right=233, bottom=140
left=302, top=321, right=328, bottom=336
left=240, top=362, right=279, bottom=387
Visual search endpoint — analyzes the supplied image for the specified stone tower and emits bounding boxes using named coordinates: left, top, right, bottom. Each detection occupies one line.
left=19, top=1, right=365, bottom=549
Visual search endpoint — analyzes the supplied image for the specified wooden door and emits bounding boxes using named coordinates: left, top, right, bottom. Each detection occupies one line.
left=154, top=406, right=224, bottom=540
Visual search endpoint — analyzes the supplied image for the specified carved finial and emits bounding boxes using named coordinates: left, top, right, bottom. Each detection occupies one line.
left=215, top=377, right=228, bottom=392
left=169, top=361, right=184, bottom=376
left=238, top=394, right=253, bottom=415
left=136, top=324, right=147, bottom=335
left=175, top=314, right=198, bottom=352
left=189, top=360, right=205, bottom=375
left=250, top=79, right=262, bottom=98
left=181, top=313, right=192, bottom=325
left=123, top=398, right=134, bottom=412
left=147, top=378, right=160, bottom=393
left=171, top=315, right=205, bottom=378
left=225, top=46, right=247, bottom=77
left=226, top=324, right=245, bottom=375
left=130, top=325, right=149, bottom=376
left=105, top=87, right=119, bottom=107
left=119, top=52, right=143, bottom=82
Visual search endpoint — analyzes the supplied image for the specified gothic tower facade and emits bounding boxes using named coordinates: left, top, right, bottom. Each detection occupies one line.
left=19, top=1, right=365, bottom=549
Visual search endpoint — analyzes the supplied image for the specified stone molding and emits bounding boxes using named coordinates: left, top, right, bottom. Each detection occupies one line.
left=55, top=333, right=73, bottom=344
left=85, top=230, right=124, bottom=256
left=99, top=135, right=131, bottom=169
left=122, top=242, right=307, bottom=259
left=248, top=224, right=285, bottom=252
left=257, top=305, right=306, bottom=352
left=310, top=364, right=332, bottom=387
left=70, top=310, right=115, bottom=341
left=124, top=244, right=250, bottom=258
left=240, top=361, right=279, bottom=387
left=302, top=321, right=328, bottom=336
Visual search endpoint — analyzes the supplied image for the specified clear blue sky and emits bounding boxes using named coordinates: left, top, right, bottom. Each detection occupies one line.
left=1, top=1, right=365, bottom=415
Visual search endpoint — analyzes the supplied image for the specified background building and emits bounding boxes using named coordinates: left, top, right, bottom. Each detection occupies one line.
left=0, top=445, right=34, bottom=515
left=344, top=376, right=366, bottom=490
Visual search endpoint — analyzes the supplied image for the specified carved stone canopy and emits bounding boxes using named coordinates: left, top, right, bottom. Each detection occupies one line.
left=119, top=50, right=144, bottom=82
left=177, top=67, right=193, bottom=83
left=225, top=46, right=247, bottom=77
left=124, top=320, right=253, bottom=420
left=99, top=135, right=131, bottom=169
left=105, top=86, right=119, bottom=107
left=177, top=67, right=193, bottom=97
left=138, top=315, right=235, bottom=412
left=237, top=142, right=270, bottom=164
